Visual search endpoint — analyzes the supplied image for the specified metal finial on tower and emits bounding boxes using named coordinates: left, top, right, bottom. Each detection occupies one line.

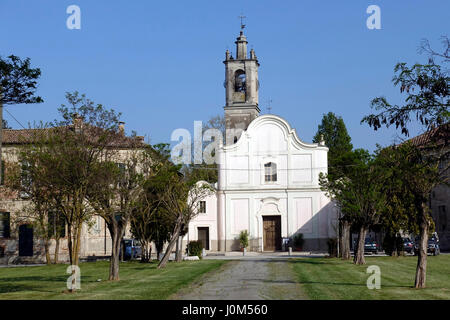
left=266, top=98, right=273, bottom=114
left=238, top=14, right=246, bottom=30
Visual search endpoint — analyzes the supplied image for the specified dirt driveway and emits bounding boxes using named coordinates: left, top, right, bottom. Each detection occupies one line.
left=171, top=259, right=307, bottom=300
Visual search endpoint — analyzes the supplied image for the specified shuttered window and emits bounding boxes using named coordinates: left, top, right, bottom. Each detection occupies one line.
left=0, top=212, right=10, bottom=238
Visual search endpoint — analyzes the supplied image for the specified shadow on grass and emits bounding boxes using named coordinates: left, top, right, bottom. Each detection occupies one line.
left=297, top=280, right=411, bottom=288
left=0, top=275, right=69, bottom=283
left=287, top=259, right=328, bottom=265
left=0, top=283, right=38, bottom=294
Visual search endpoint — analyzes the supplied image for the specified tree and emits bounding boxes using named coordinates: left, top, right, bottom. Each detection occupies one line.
left=361, top=38, right=449, bottom=136
left=313, top=112, right=353, bottom=259
left=319, top=149, right=386, bottom=264
left=313, top=112, right=353, bottom=170
left=5, top=128, right=64, bottom=265
left=15, top=92, right=122, bottom=291
left=86, top=145, right=147, bottom=280
left=130, top=196, right=172, bottom=262
left=151, top=158, right=187, bottom=269
left=362, top=37, right=449, bottom=287
left=204, top=114, right=226, bottom=136
left=146, top=143, right=214, bottom=268
left=0, top=55, right=43, bottom=186
left=130, top=144, right=175, bottom=263
left=175, top=178, right=214, bottom=262
left=376, top=142, right=447, bottom=288
left=375, top=144, right=414, bottom=256
left=184, top=114, right=227, bottom=184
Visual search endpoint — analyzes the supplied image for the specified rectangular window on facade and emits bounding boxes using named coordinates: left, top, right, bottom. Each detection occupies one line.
left=20, top=161, right=32, bottom=198
left=0, top=212, right=11, bottom=238
left=117, top=163, right=127, bottom=187
left=264, top=162, right=277, bottom=182
left=199, top=201, right=206, bottom=213
left=48, top=211, right=66, bottom=238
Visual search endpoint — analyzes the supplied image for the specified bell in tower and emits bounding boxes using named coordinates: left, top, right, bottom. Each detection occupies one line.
left=223, top=25, right=260, bottom=145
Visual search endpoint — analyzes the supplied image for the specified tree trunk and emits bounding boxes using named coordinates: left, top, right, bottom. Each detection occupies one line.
left=353, top=226, right=367, bottom=265
left=67, top=226, right=73, bottom=266
left=341, top=220, right=351, bottom=260
left=175, top=234, right=183, bottom=262
left=158, top=218, right=182, bottom=269
left=44, top=238, right=51, bottom=265
left=156, top=240, right=163, bottom=260
left=53, top=238, right=60, bottom=264
left=120, top=240, right=125, bottom=262
left=109, top=226, right=122, bottom=281
left=67, top=224, right=82, bottom=292
left=415, top=208, right=429, bottom=288
left=141, top=241, right=151, bottom=263
left=175, top=233, right=179, bottom=260
left=73, top=224, right=82, bottom=266
left=0, top=91, right=3, bottom=188
left=148, top=243, right=152, bottom=262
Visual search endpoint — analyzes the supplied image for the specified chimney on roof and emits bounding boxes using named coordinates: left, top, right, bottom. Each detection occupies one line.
left=72, top=113, right=84, bottom=132
left=118, top=121, right=125, bottom=135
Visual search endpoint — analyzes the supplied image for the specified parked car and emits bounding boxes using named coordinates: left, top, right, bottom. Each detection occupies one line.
left=364, top=238, right=379, bottom=254
left=403, top=238, right=414, bottom=254
left=414, top=235, right=440, bottom=256
left=122, top=239, right=142, bottom=260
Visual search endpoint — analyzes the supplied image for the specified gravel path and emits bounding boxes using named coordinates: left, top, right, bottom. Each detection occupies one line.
left=172, top=259, right=307, bottom=300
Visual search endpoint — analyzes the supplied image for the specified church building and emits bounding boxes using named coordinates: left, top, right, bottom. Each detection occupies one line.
left=187, top=27, right=338, bottom=252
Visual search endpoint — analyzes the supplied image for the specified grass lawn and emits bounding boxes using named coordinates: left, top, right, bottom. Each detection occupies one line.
left=290, top=254, right=450, bottom=299
left=0, top=259, right=228, bottom=300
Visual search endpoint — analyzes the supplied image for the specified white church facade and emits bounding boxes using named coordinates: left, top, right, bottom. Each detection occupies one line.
left=187, top=28, right=337, bottom=252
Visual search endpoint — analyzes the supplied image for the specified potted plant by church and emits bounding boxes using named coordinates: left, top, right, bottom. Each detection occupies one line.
left=293, top=233, right=304, bottom=252
left=239, top=230, right=249, bottom=255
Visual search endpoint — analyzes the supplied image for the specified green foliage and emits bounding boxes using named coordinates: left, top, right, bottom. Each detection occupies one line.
left=313, top=112, right=353, bottom=168
left=11, top=92, right=124, bottom=267
left=293, top=233, right=304, bottom=250
left=319, top=149, right=386, bottom=229
left=131, top=144, right=179, bottom=258
left=239, top=230, right=249, bottom=249
left=362, top=38, right=449, bottom=136
left=0, top=54, right=43, bottom=105
left=55, top=91, right=120, bottom=130
left=375, top=142, right=442, bottom=236
left=182, top=164, right=218, bottom=184
left=186, top=240, right=203, bottom=259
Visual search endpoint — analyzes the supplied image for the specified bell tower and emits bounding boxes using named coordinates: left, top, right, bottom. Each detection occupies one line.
left=223, top=24, right=260, bottom=144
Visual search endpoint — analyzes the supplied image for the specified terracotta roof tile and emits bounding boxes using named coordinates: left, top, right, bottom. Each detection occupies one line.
left=1, top=127, right=146, bottom=148
left=406, top=123, right=449, bottom=149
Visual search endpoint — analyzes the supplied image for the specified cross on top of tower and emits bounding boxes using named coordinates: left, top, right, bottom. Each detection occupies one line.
left=267, top=98, right=273, bottom=114
left=238, top=14, right=246, bottom=30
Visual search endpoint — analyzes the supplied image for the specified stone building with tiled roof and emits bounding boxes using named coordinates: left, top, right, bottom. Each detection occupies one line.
left=0, top=119, right=146, bottom=264
left=407, top=123, right=449, bottom=251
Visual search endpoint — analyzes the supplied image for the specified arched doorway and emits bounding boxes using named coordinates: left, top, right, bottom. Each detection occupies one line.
left=19, top=224, right=33, bottom=256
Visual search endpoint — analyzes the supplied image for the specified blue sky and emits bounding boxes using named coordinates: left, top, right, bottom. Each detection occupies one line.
left=1, top=0, right=449, bottom=151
